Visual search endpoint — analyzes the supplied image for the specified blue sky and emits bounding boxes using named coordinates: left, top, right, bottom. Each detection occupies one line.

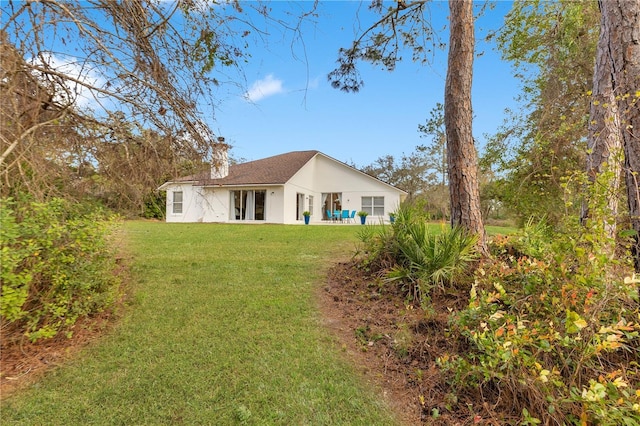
left=3, top=0, right=521, bottom=169
left=209, top=1, right=521, bottom=167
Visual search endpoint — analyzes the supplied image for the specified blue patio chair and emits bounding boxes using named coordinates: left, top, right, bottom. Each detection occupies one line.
left=350, top=210, right=357, bottom=222
left=326, top=209, right=335, bottom=221
left=341, top=210, right=350, bottom=222
left=334, top=210, right=341, bottom=221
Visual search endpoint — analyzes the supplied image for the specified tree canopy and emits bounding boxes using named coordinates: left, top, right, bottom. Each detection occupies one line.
left=483, top=0, right=600, bottom=226
left=0, top=0, right=315, bottom=214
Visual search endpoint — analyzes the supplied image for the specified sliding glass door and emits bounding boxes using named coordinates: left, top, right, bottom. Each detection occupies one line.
left=321, top=193, right=342, bottom=220
left=230, top=190, right=266, bottom=221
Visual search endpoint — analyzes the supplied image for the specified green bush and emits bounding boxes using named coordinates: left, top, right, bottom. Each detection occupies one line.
left=1, top=197, right=121, bottom=343
left=436, top=170, right=640, bottom=424
left=143, top=191, right=166, bottom=219
left=356, top=204, right=479, bottom=303
left=440, top=222, right=640, bottom=425
left=355, top=172, right=640, bottom=424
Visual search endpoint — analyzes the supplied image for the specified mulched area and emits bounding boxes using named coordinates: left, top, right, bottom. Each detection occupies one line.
left=0, top=310, right=116, bottom=398
left=318, top=260, right=504, bottom=425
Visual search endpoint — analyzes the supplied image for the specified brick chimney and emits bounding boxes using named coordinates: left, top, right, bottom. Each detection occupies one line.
left=211, top=137, right=229, bottom=179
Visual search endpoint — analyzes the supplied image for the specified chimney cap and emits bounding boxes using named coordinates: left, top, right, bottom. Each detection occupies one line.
left=217, top=136, right=225, bottom=143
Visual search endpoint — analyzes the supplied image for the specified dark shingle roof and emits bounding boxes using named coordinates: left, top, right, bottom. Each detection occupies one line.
left=175, top=150, right=319, bottom=186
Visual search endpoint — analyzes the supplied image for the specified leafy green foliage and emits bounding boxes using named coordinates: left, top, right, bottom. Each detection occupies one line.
left=439, top=200, right=640, bottom=424
left=143, top=190, right=166, bottom=219
left=484, top=0, right=600, bottom=226
left=0, top=198, right=121, bottom=342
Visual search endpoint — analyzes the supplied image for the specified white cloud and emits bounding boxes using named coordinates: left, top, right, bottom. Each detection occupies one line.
left=307, top=76, right=321, bottom=90
left=244, top=74, right=284, bottom=102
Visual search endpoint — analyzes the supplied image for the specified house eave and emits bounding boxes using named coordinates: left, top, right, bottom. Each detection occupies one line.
left=197, top=183, right=285, bottom=188
left=157, top=180, right=197, bottom=191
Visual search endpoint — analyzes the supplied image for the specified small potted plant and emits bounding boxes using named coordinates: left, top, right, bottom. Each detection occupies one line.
left=303, top=211, right=311, bottom=225
left=357, top=211, right=368, bottom=225
left=389, top=212, right=396, bottom=224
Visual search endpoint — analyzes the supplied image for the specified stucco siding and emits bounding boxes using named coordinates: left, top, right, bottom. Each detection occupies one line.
left=267, top=187, right=285, bottom=223
left=289, top=154, right=403, bottom=223
left=200, top=187, right=230, bottom=222
left=284, top=162, right=316, bottom=224
left=164, top=183, right=203, bottom=223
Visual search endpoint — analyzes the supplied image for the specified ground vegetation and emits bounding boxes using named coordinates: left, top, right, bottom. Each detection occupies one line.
left=2, top=223, right=400, bottom=425
left=2, top=2, right=640, bottom=424
left=324, top=203, right=640, bottom=424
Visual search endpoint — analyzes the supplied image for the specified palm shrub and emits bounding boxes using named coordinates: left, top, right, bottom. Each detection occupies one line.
left=356, top=204, right=479, bottom=303
left=388, top=222, right=479, bottom=303
left=355, top=222, right=397, bottom=272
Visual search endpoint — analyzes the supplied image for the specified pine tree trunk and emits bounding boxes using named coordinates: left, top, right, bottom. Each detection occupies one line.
left=444, top=0, right=487, bottom=255
left=600, top=0, right=640, bottom=271
left=582, top=2, right=623, bottom=243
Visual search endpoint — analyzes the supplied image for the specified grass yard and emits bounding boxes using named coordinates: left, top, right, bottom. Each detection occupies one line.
left=2, top=222, right=399, bottom=425
left=2, top=221, right=516, bottom=425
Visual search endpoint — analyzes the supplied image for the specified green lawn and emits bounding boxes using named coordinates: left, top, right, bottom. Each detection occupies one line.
left=3, top=221, right=515, bottom=425
left=3, top=222, right=399, bottom=425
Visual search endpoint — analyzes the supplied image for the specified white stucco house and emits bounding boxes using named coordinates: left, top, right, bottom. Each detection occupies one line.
left=158, top=147, right=407, bottom=224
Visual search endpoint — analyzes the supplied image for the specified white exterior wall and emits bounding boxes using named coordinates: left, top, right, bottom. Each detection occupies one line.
left=165, top=183, right=286, bottom=223
left=283, top=158, right=316, bottom=224
left=165, top=183, right=202, bottom=223
left=210, top=185, right=284, bottom=223
left=263, top=187, right=285, bottom=224
left=200, top=187, right=231, bottom=222
left=164, top=183, right=230, bottom=223
left=286, top=154, right=403, bottom=224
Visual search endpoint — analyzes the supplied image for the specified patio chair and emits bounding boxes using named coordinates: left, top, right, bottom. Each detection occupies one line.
left=350, top=210, right=357, bottom=222
left=341, top=210, right=350, bottom=222
left=326, top=209, right=335, bottom=221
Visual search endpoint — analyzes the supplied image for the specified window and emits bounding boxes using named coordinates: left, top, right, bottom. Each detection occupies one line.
left=172, top=191, right=183, bottom=214
left=308, top=195, right=314, bottom=216
left=361, top=196, right=384, bottom=216
left=230, top=190, right=266, bottom=221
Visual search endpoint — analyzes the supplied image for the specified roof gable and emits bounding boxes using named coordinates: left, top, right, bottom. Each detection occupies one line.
left=311, top=152, right=408, bottom=194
